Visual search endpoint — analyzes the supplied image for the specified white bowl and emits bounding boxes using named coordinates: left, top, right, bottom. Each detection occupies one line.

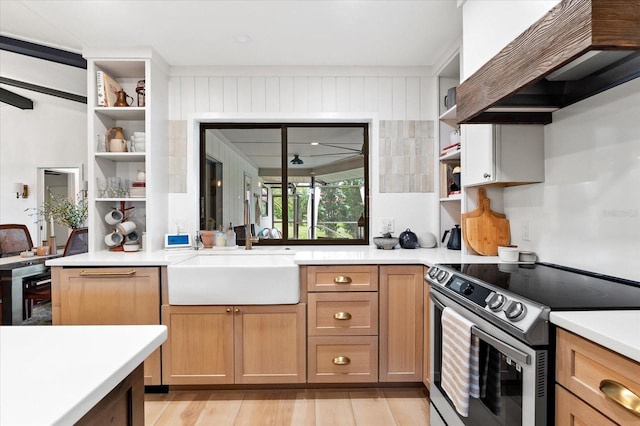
left=123, top=243, right=140, bottom=252
left=498, top=246, right=519, bottom=262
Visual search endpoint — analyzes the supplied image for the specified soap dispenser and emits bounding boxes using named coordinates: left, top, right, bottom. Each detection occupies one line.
left=226, top=222, right=236, bottom=246
left=215, top=226, right=226, bottom=247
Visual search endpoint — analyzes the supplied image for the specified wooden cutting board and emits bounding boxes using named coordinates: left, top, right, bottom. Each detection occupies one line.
left=461, top=188, right=506, bottom=254
left=465, top=198, right=510, bottom=256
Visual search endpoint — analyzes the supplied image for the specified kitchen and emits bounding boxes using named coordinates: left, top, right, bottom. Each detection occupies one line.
left=1, top=1, right=639, bottom=425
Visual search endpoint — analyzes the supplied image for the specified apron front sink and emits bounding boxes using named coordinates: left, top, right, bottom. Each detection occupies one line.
left=167, top=252, right=299, bottom=305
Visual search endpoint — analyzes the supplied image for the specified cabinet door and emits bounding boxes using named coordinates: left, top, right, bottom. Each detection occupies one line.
left=556, top=385, right=616, bottom=426
left=463, top=124, right=495, bottom=186
left=54, top=267, right=162, bottom=385
left=161, top=305, right=234, bottom=385
left=234, top=304, right=306, bottom=384
left=379, top=265, right=424, bottom=382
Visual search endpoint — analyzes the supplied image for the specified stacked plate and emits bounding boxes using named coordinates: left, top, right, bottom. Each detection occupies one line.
left=129, top=180, right=146, bottom=198
left=132, top=132, right=145, bottom=152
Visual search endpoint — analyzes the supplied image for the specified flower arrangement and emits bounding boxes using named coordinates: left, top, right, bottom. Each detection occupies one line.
left=26, top=192, right=88, bottom=230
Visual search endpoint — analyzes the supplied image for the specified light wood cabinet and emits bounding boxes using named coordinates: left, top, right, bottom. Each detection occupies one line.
left=379, top=265, right=424, bottom=382
left=307, top=265, right=379, bottom=383
left=234, top=305, right=306, bottom=385
left=307, top=265, right=378, bottom=292
left=308, top=336, right=378, bottom=383
left=556, top=328, right=640, bottom=425
left=162, top=304, right=306, bottom=385
left=51, top=266, right=162, bottom=385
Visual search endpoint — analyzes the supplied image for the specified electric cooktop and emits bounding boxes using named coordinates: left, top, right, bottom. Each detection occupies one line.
left=441, top=262, right=640, bottom=311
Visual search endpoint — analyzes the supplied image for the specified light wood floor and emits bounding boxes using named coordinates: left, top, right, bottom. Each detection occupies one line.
left=145, top=388, right=430, bottom=425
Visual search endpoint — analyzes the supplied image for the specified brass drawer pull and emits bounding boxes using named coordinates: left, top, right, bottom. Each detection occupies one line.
left=79, top=269, right=136, bottom=277
left=599, top=380, right=640, bottom=417
left=332, top=356, right=351, bottom=365
left=334, top=276, right=352, bottom=284
left=334, top=312, right=352, bottom=320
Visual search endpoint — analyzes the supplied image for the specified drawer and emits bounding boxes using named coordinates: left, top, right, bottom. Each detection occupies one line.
left=556, top=328, right=640, bottom=424
left=308, top=336, right=378, bottom=383
left=308, top=292, right=378, bottom=336
left=307, top=265, right=378, bottom=292
left=555, top=385, right=616, bottom=426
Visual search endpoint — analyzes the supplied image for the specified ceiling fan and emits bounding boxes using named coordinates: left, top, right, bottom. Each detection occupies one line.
left=290, top=154, right=304, bottom=165
left=308, top=142, right=363, bottom=159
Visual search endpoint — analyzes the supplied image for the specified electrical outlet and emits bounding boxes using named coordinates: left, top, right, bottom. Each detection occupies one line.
left=522, top=220, right=531, bottom=241
left=380, top=218, right=395, bottom=234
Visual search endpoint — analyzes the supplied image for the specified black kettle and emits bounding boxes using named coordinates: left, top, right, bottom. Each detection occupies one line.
left=442, top=225, right=462, bottom=250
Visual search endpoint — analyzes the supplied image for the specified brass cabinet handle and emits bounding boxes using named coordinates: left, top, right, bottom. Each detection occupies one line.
left=332, top=356, right=351, bottom=365
left=226, top=308, right=231, bottom=313
left=599, top=380, right=640, bottom=417
left=235, top=308, right=240, bottom=313
left=79, top=269, right=136, bottom=277
left=334, top=275, right=352, bottom=284
left=334, top=312, right=352, bottom=320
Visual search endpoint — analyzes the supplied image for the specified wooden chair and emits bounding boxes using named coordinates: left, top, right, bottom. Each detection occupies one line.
left=0, top=224, right=33, bottom=257
left=23, top=228, right=89, bottom=320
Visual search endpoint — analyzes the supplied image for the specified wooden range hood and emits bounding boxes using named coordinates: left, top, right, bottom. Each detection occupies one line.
left=456, top=0, right=640, bottom=125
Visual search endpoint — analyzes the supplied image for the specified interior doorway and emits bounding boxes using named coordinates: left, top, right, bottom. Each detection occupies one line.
left=36, top=167, right=82, bottom=247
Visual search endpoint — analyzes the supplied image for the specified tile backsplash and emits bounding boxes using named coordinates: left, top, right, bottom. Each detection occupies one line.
left=378, top=120, right=434, bottom=193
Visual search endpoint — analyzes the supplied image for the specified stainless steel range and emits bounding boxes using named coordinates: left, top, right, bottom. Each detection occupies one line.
left=425, top=262, right=640, bottom=426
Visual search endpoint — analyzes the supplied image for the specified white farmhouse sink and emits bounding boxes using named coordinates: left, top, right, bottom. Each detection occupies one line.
left=167, top=252, right=299, bottom=305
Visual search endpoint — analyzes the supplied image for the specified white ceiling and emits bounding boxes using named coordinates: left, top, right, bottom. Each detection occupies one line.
left=0, top=0, right=462, bottom=67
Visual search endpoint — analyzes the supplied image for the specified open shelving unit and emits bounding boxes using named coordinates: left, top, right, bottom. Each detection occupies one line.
left=436, top=52, right=462, bottom=243
left=85, top=49, right=169, bottom=253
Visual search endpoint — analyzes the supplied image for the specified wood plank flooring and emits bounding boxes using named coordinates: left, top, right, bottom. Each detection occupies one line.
left=145, top=388, right=430, bottom=425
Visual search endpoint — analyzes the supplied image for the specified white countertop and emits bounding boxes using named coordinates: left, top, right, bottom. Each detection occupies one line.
left=550, top=311, right=640, bottom=363
left=47, top=245, right=502, bottom=267
left=0, top=325, right=167, bottom=426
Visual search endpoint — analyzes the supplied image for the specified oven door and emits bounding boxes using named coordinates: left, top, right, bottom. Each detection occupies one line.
left=429, top=289, right=548, bottom=426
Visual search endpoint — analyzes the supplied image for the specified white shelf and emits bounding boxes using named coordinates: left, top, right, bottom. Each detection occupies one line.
left=94, top=107, right=145, bottom=121
left=95, top=152, right=145, bottom=162
left=439, top=150, right=461, bottom=161
left=95, top=198, right=147, bottom=202
left=440, top=194, right=462, bottom=202
left=438, top=105, right=458, bottom=127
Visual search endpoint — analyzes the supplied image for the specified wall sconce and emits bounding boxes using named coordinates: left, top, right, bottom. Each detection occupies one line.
left=15, top=183, right=28, bottom=199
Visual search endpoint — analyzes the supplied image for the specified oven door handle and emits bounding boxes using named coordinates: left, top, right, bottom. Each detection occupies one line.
left=471, top=327, right=531, bottom=365
left=430, top=292, right=531, bottom=365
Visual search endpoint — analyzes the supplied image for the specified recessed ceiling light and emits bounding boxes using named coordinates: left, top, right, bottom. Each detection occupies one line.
left=235, top=34, right=252, bottom=44
left=310, top=142, right=319, bottom=146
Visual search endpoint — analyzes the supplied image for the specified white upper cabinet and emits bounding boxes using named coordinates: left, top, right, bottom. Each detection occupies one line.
left=463, top=124, right=544, bottom=187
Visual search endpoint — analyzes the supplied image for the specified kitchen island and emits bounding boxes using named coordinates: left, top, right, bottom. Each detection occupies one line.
left=0, top=325, right=167, bottom=425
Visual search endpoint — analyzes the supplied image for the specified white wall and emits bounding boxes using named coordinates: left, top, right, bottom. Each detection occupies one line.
left=166, top=68, right=441, bottom=240
left=461, top=1, right=640, bottom=280
left=505, top=78, right=640, bottom=281
left=0, top=51, right=87, bottom=241
left=461, top=0, right=559, bottom=80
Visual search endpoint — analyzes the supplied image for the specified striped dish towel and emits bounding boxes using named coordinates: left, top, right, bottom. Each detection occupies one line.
left=441, top=307, right=480, bottom=417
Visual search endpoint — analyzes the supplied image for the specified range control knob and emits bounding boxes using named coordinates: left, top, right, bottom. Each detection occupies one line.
left=485, top=292, right=507, bottom=311
left=428, top=268, right=439, bottom=278
left=437, top=270, right=449, bottom=283
left=504, top=301, right=527, bottom=322
left=460, top=282, right=474, bottom=295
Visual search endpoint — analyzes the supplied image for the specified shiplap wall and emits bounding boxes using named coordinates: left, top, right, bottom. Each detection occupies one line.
left=167, top=69, right=434, bottom=120
left=166, top=68, right=441, bottom=242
